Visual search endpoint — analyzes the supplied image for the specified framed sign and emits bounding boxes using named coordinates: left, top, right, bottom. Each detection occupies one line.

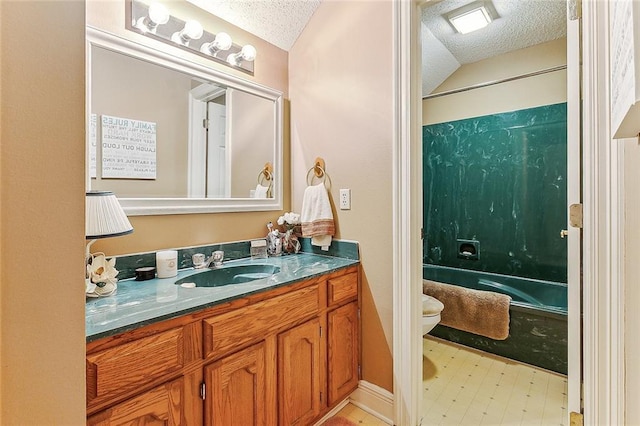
left=89, top=114, right=97, bottom=178
left=101, top=115, right=157, bottom=179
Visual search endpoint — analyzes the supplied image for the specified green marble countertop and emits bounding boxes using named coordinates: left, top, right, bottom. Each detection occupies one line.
left=86, top=253, right=359, bottom=342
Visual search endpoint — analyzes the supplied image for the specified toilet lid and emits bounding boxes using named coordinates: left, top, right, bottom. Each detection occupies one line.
left=422, top=294, right=444, bottom=315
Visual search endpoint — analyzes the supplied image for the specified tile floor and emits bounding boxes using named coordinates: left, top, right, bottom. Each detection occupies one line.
left=422, top=336, right=568, bottom=426
left=334, top=403, right=390, bottom=425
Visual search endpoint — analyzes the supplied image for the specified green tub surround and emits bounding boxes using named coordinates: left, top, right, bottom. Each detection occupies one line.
left=423, top=102, right=568, bottom=283
left=86, top=253, right=359, bottom=342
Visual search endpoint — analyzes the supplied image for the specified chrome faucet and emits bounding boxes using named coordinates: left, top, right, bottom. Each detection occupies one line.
left=193, top=250, right=224, bottom=269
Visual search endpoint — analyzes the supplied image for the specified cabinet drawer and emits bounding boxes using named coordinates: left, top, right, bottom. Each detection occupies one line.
left=87, top=327, right=185, bottom=406
left=203, top=284, right=320, bottom=359
left=328, top=272, right=358, bottom=307
left=87, top=378, right=183, bottom=426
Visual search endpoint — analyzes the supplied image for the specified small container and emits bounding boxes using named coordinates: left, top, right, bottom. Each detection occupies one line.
left=156, top=250, right=178, bottom=278
left=250, top=239, right=268, bottom=259
left=135, top=266, right=156, bottom=281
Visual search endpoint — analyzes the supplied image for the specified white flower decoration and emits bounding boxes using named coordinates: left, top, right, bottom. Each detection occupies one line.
left=86, top=254, right=119, bottom=297
left=87, top=254, right=119, bottom=286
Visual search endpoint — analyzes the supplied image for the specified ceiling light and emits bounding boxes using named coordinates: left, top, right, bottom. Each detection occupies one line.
left=447, top=3, right=493, bottom=35
left=200, top=32, right=233, bottom=56
left=227, top=45, right=257, bottom=66
left=134, top=2, right=169, bottom=33
left=171, top=20, right=204, bottom=46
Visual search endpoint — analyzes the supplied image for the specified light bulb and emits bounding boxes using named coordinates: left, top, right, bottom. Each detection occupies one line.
left=148, top=3, right=169, bottom=25
left=183, top=20, right=203, bottom=40
left=134, top=2, right=169, bottom=33
left=227, top=44, right=257, bottom=66
left=200, top=32, right=233, bottom=56
left=240, top=44, right=257, bottom=62
left=171, top=19, right=204, bottom=46
left=213, top=32, right=232, bottom=51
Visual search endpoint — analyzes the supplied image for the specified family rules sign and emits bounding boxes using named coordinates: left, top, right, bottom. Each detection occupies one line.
left=102, top=115, right=157, bottom=179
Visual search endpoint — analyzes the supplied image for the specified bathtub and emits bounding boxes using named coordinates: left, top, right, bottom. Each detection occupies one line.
left=423, top=264, right=568, bottom=374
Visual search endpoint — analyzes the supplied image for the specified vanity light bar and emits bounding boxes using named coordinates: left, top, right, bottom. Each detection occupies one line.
left=127, top=0, right=256, bottom=75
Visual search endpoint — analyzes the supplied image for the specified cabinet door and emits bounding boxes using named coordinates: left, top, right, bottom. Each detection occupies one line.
left=205, top=341, right=273, bottom=426
left=86, top=378, right=183, bottom=426
left=278, top=318, right=323, bottom=426
left=328, top=302, right=359, bottom=405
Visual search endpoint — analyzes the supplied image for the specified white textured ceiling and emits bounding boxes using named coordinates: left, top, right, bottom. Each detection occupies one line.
left=186, top=0, right=321, bottom=51
left=186, top=0, right=566, bottom=96
left=422, top=0, right=567, bottom=95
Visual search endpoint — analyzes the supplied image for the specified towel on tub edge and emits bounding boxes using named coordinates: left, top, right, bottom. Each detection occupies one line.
left=423, top=279, right=512, bottom=341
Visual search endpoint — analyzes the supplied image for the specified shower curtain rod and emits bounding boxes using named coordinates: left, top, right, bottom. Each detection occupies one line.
left=422, top=64, right=567, bottom=100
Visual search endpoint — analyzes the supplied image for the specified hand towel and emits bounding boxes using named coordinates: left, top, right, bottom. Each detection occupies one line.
left=301, top=183, right=335, bottom=249
left=254, top=184, right=269, bottom=198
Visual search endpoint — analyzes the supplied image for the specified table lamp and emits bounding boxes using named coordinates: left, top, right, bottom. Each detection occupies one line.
left=85, top=191, right=133, bottom=297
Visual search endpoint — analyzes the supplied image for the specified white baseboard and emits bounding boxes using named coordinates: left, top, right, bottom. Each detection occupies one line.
left=349, top=380, right=395, bottom=425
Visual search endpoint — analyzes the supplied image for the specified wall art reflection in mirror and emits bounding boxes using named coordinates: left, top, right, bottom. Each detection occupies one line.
left=86, top=28, right=283, bottom=216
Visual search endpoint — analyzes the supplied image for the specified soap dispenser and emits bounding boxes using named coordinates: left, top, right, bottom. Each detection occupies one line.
left=266, top=222, right=282, bottom=256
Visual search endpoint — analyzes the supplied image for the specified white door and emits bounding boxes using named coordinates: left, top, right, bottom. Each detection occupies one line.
left=206, top=101, right=227, bottom=198
left=566, top=7, right=582, bottom=417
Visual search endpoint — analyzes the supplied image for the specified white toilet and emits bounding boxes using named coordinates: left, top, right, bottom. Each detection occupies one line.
left=422, top=294, right=445, bottom=335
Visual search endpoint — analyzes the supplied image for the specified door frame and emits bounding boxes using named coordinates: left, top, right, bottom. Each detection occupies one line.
left=580, top=0, right=625, bottom=424
left=566, top=6, right=582, bottom=416
left=392, top=0, right=626, bottom=424
left=392, top=1, right=423, bottom=425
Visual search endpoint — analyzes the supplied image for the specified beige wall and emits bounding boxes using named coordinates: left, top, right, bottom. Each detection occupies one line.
left=91, top=46, right=190, bottom=197
left=289, top=0, right=394, bottom=391
left=1, top=1, right=86, bottom=423
left=87, top=0, right=290, bottom=255
left=229, top=89, right=274, bottom=198
left=624, top=138, right=640, bottom=425
left=423, top=38, right=567, bottom=125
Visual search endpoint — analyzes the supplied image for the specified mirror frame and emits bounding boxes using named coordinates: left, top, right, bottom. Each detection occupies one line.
left=86, top=26, right=284, bottom=215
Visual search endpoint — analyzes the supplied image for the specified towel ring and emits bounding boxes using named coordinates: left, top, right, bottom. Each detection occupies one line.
left=306, top=165, right=332, bottom=189
left=256, top=163, right=274, bottom=197
left=257, top=169, right=272, bottom=185
left=257, top=170, right=273, bottom=193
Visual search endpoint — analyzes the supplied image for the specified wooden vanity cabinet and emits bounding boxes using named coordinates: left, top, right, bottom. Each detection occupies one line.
left=86, top=265, right=360, bottom=426
left=204, top=341, right=274, bottom=426
left=87, top=378, right=183, bottom=426
left=278, top=317, right=324, bottom=426
left=327, top=273, right=360, bottom=406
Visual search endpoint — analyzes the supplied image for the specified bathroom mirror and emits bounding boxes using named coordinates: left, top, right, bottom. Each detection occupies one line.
left=86, top=27, right=283, bottom=215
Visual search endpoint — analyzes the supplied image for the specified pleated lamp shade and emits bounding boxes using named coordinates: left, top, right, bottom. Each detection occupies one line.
left=85, top=191, right=133, bottom=239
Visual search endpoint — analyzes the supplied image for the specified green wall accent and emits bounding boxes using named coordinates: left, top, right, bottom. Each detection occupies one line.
left=423, top=103, right=568, bottom=283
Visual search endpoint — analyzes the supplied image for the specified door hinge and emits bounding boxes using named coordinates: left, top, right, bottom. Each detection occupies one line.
left=320, top=391, right=323, bottom=403
left=568, top=0, right=581, bottom=20
left=358, top=364, right=361, bottom=378
left=320, top=325, right=323, bottom=337
left=200, top=382, right=206, bottom=400
left=357, top=308, right=361, bottom=320
left=569, top=203, right=583, bottom=228
left=570, top=411, right=583, bottom=426
left=202, top=118, right=209, bottom=129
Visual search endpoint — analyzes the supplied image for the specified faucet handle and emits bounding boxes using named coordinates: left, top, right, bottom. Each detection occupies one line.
left=212, top=250, right=224, bottom=266
left=192, top=253, right=206, bottom=268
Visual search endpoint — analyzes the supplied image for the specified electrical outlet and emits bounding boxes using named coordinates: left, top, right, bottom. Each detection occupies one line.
left=340, top=189, right=351, bottom=210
